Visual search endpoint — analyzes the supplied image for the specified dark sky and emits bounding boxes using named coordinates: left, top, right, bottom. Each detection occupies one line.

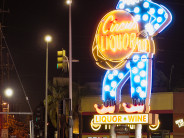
left=1, top=0, right=184, bottom=111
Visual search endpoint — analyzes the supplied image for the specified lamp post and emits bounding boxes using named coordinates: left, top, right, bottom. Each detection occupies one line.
left=4, top=88, right=13, bottom=97
left=66, top=0, right=73, bottom=137
left=44, top=35, right=52, bottom=138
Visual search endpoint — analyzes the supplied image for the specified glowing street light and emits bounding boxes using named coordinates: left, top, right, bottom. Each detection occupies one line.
left=66, top=0, right=72, bottom=5
left=44, top=35, right=52, bottom=43
left=44, top=34, right=52, bottom=138
left=4, top=88, right=13, bottom=97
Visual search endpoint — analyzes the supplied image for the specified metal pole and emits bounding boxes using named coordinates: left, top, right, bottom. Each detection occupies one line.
left=45, top=42, right=48, bottom=138
left=110, top=125, right=116, bottom=138
left=69, top=2, right=73, bottom=138
left=30, top=121, right=32, bottom=138
left=135, top=124, right=142, bottom=138
left=32, top=120, right=34, bottom=138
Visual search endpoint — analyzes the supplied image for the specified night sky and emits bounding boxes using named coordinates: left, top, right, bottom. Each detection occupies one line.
left=1, top=0, right=184, bottom=111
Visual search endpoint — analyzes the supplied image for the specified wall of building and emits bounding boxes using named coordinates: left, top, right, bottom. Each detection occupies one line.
left=80, top=92, right=177, bottom=138
left=173, top=92, right=184, bottom=138
left=81, top=92, right=174, bottom=113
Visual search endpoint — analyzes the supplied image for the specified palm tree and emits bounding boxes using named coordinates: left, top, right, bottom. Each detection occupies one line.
left=44, top=78, right=80, bottom=137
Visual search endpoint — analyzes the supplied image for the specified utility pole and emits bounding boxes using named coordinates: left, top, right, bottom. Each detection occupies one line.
left=0, top=3, right=11, bottom=135
left=68, top=1, right=73, bottom=138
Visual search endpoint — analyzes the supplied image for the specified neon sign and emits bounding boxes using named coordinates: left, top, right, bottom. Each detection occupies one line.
left=94, top=104, right=115, bottom=114
left=92, top=0, right=172, bottom=114
left=91, top=119, right=101, bottom=131
left=175, top=119, right=184, bottom=128
left=94, top=114, right=149, bottom=124
left=122, top=103, right=145, bottom=113
left=116, top=0, right=172, bottom=36
left=92, top=10, right=155, bottom=70
left=149, top=119, right=160, bottom=130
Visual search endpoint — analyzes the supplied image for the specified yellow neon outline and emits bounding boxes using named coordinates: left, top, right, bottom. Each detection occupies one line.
left=94, top=104, right=115, bottom=114
left=91, top=118, right=101, bottom=131
left=92, top=10, right=155, bottom=70
left=149, top=120, right=160, bottom=131
left=102, top=15, right=114, bottom=34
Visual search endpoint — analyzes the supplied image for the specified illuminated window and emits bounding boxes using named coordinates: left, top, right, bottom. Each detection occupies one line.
left=143, top=2, right=149, bottom=8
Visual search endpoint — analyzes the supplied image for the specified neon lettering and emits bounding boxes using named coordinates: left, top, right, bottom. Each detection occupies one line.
left=118, top=116, right=122, bottom=122
left=113, top=116, right=117, bottom=122
left=143, top=115, right=146, bottom=122
left=102, top=116, right=106, bottom=122
left=94, top=114, right=149, bottom=124
left=102, top=15, right=138, bottom=34
left=128, top=115, right=135, bottom=122
left=138, top=115, right=143, bottom=122
left=102, top=15, right=113, bottom=34
left=98, top=33, right=152, bottom=53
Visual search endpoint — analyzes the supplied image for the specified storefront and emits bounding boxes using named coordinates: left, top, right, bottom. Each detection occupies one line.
left=80, top=92, right=184, bottom=138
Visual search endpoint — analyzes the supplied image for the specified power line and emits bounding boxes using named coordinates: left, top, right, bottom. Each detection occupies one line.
left=0, top=28, right=33, bottom=113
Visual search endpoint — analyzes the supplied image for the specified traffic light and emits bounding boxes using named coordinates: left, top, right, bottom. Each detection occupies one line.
left=58, top=99, right=66, bottom=115
left=57, top=49, right=68, bottom=71
left=35, top=107, right=41, bottom=122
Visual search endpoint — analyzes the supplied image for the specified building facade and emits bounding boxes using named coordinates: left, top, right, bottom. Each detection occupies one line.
left=79, top=92, right=184, bottom=138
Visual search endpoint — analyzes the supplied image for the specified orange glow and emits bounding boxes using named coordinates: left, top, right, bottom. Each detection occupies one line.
left=122, top=103, right=145, bottom=113
left=94, top=104, right=115, bottom=114
left=96, top=10, right=139, bottom=61
left=92, top=10, right=155, bottom=70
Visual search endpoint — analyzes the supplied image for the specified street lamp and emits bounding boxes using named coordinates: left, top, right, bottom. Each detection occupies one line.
left=4, top=88, right=13, bottom=97
left=66, top=0, right=73, bottom=138
left=66, top=0, right=72, bottom=5
left=44, top=34, right=52, bottom=138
